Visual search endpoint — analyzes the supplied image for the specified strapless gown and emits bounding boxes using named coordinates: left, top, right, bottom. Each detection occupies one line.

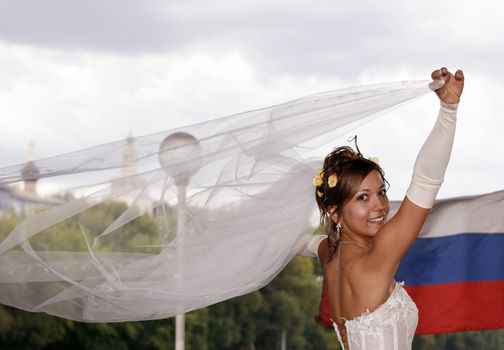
left=333, top=282, right=418, bottom=350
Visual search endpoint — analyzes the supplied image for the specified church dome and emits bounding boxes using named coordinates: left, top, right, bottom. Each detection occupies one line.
left=21, top=161, right=40, bottom=181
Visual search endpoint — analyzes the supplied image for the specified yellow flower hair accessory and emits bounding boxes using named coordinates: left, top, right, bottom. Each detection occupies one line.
left=316, top=190, right=324, bottom=198
left=327, top=173, right=338, bottom=188
left=312, top=169, right=324, bottom=187
left=368, top=156, right=380, bottom=165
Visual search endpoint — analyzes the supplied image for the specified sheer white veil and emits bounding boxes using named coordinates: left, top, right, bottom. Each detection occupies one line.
left=0, top=81, right=434, bottom=322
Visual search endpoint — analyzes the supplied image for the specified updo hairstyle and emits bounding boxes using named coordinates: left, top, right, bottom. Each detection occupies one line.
left=315, top=144, right=387, bottom=261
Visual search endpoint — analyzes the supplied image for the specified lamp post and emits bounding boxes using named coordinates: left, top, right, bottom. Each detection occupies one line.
left=159, top=132, right=202, bottom=350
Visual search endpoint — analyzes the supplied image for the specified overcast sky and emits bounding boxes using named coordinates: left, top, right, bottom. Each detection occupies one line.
left=0, top=0, right=503, bottom=199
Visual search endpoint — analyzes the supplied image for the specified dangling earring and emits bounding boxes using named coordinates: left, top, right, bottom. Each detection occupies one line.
left=335, top=223, right=341, bottom=242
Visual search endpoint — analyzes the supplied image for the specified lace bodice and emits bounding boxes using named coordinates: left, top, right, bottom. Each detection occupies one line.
left=333, top=282, right=418, bottom=350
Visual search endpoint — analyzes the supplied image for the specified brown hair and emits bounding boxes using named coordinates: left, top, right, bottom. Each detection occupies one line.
left=315, top=145, right=387, bottom=262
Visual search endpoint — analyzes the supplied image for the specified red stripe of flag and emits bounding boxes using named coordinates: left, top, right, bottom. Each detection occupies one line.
left=405, top=281, right=504, bottom=335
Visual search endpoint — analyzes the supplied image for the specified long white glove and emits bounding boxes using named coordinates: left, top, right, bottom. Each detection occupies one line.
left=406, top=101, right=458, bottom=209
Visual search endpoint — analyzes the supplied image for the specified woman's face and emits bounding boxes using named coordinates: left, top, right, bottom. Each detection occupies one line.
left=339, top=170, right=390, bottom=238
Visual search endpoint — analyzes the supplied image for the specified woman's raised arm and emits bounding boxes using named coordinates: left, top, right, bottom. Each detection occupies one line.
left=368, top=68, right=464, bottom=276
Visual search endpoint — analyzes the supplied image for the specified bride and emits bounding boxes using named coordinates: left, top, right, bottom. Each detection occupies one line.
left=303, top=67, right=464, bottom=349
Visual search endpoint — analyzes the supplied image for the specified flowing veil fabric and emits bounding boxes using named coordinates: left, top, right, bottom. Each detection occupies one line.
left=0, top=81, right=434, bottom=322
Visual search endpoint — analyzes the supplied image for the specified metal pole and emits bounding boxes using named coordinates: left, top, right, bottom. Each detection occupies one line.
left=280, top=329, right=286, bottom=350
left=175, top=313, right=185, bottom=350
left=175, top=185, right=187, bottom=350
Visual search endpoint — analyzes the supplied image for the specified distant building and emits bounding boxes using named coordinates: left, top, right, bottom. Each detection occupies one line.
left=21, top=159, right=39, bottom=194
left=0, top=153, right=63, bottom=215
left=1, top=134, right=153, bottom=217
left=110, top=131, right=153, bottom=214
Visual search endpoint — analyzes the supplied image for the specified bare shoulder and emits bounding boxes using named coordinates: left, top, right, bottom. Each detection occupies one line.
left=317, top=237, right=329, bottom=265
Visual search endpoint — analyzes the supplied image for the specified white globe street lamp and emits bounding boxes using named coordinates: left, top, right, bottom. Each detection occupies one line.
left=159, top=132, right=203, bottom=186
left=159, top=132, right=202, bottom=350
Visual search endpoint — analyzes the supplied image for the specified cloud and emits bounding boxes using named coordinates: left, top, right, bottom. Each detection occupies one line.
left=0, top=40, right=346, bottom=163
left=1, top=0, right=503, bottom=79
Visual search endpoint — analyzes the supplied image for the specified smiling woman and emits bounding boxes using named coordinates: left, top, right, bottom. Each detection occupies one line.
left=304, top=67, right=464, bottom=350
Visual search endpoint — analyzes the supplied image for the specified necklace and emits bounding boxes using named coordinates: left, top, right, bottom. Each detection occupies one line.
left=339, top=241, right=369, bottom=249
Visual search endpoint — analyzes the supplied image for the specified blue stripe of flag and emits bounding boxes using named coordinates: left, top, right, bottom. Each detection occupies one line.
left=396, top=233, right=504, bottom=285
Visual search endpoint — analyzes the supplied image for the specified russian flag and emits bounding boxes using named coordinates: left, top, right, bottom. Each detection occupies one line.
left=316, top=190, right=504, bottom=335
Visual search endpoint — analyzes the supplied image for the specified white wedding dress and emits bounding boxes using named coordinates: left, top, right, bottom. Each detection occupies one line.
left=333, top=282, right=418, bottom=350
